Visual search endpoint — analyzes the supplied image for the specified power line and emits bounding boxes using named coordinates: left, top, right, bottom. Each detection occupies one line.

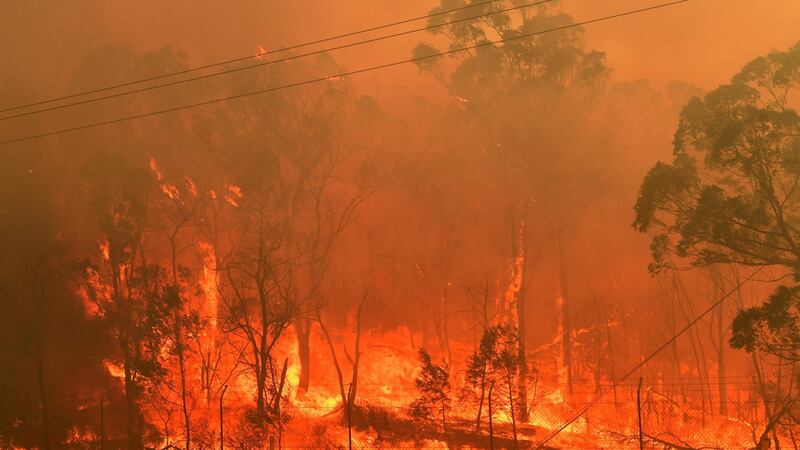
left=0, top=0, right=556, bottom=122
left=0, top=0, right=690, bottom=146
left=0, top=0, right=530, bottom=115
left=533, top=266, right=762, bottom=449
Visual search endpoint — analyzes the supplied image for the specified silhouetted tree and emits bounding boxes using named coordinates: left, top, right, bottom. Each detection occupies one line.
left=634, top=40, right=800, bottom=351
left=465, top=325, right=524, bottom=444
left=409, top=348, right=451, bottom=440
left=415, top=0, right=612, bottom=404
left=634, top=40, right=800, bottom=440
left=79, top=152, right=174, bottom=448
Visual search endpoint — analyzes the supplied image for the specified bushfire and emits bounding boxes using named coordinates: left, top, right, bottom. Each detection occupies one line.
left=1, top=0, right=799, bottom=449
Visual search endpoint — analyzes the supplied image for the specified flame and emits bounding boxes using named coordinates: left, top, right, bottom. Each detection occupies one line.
left=225, top=184, right=243, bottom=207
left=198, top=241, right=218, bottom=325
left=499, top=220, right=525, bottom=326
left=104, top=360, right=125, bottom=379
left=254, top=44, right=267, bottom=60
left=64, top=426, right=98, bottom=446
left=149, top=156, right=164, bottom=181
left=98, top=240, right=109, bottom=260
left=161, top=183, right=180, bottom=200
left=184, top=176, right=197, bottom=197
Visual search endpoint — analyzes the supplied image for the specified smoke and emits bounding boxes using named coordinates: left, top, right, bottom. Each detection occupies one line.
left=0, top=1, right=798, bottom=447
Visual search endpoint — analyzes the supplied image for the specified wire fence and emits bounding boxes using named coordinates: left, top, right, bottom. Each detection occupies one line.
left=70, top=381, right=794, bottom=449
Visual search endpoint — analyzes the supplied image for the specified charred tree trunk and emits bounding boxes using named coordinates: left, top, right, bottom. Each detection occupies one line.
left=295, top=318, right=313, bottom=394
left=34, top=323, right=50, bottom=450
left=169, top=236, right=192, bottom=450
left=475, top=362, right=487, bottom=432
left=176, top=329, right=191, bottom=450
left=508, top=213, right=530, bottom=422
left=665, top=281, right=686, bottom=403
left=318, top=308, right=348, bottom=408
left=600, top=302, right=619, bottom=405
left=123, top=361, right=141, bottom=450
left=715, top=305, right=728, bottom=416
left=709, top=267, right=728, bottom=416
left=506, top=372, right=518, bottom=449
left=557, top=235, right=574, bottom=397
left=435, top=287, right=452, bottom=367
left=29, top=275, right=51, bottom=450
left=488, top=381, right=495, bottom=450
left=347, top=300, right=365, bottom=408
left=114, top=262, right=142, bottom=450
left=439, top=237, right=453, bottom=366
left=318, top=293, right=366, bottom=412
left=516, top=264, right=529, bottom=422
left=273, top=359, right=289, bottom=414
left=473, top=276, right=491, bottom=432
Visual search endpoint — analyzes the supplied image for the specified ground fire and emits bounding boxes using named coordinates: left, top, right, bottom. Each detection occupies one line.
left=1, top=1, right=800, bottom=449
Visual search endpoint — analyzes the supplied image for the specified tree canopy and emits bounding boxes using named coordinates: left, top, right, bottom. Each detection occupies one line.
left=634, top=41, right=800, bottom=274
left=634, top=41, right=800, bottom=362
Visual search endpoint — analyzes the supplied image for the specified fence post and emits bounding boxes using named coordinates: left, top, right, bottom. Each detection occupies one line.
left=637, top=377, right=644, bottom=450
left=347, top=383, right=353, bottom=450
left=488, top=382, right=494, bottom=450
left=220, top=385, right=228, bottom=450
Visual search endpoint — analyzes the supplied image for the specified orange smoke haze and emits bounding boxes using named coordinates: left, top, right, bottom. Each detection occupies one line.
left=1, top=1, right=799, bottom=449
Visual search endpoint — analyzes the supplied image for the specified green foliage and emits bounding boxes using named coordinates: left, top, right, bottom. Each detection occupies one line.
left=731, top=285, right=800, bottom=361
left=635, top=40, right=800, bottom=363
left=79, top=152, right=180, bottom=385
left=634, top=40, right=800, bottom=273
left=409, top=348, right=451, bottom=425
left=464, top=325, right=523, bottom=410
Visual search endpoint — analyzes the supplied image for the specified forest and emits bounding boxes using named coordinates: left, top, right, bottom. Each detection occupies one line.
left=1, top=1, right=799, bottom=449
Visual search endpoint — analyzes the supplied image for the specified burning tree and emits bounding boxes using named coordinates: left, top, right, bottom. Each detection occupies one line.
left=79, top=152, right=179, bottom=448
left=464, top=325, right=525, bottom=445
left=414, top=0, right=613, bottom=406
left=316, top=296, right=366, bottom=412
left=0, top=145, right=113, bottom=449
left=409, top=348, right=451, bottom=440
left=219, top=154, right=298, bottom=424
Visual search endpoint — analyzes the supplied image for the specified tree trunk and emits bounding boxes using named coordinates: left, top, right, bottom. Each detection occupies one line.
left=441, top=396, right=448, bottom=445
left=488, top=382, right=495, bottom=450
left=666, top=282, right=686, bottom=403
left=716, top=305, right=728, bottom=416
left=317, top=309, right=348, bottom=408
left=272, top=359, right=289, bottom=415
left=475, top=363, right=487, bottom=432
left=516, top=261, right=529, bottom=422
left=117, top=272, right=141, bottom=450
left=600, top=302, right=619, bottom=405
left=256, top=366, right=266, bottom=418
left=508, top=215, right=530, bottom=421
left=557, top=235, right=574, bottom=396
left=507, top=374, right=518, bottom=449
left=31, top=283, right=51, bottom=450
left=124, top=362, right=141, bottom=450
left=177, top=332, right=191, bottom=450
left=295, top=318, right=313, bottom=394
left=347, top=300, right=365, bottom=408
left=34, top=330, right=50, bottom=450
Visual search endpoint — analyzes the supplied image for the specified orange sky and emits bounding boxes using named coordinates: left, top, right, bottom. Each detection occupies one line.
left=2, top=0, right=799, bottom=101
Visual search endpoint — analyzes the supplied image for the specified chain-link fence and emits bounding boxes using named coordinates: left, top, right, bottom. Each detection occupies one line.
left=94, top=377, right=791, bottom=449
